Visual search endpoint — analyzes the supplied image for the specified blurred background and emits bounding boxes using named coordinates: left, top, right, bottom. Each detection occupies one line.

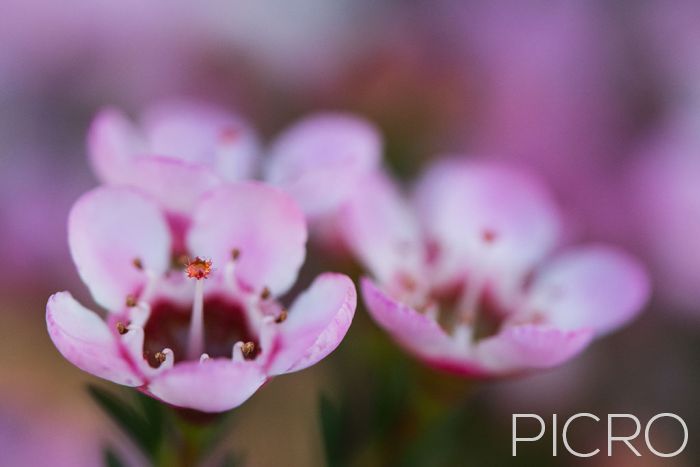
left=1, top=1, right=699, bottom=465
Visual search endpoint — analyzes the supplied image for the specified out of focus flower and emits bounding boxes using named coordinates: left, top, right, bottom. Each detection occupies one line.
left=89, top=99, right=260, bottom=216
left=46, top=183, right=356, bottom=412
left=0, top=403, right=102, bottom=467
left=90, top=100, right=382, bottom=247
left=631, top=111, right=700, bottom=314
left=265, top=112, right=381, bottom=219
left=344, top=160, right=649, bottom=377
left=434, top=2, right=635, bottom=242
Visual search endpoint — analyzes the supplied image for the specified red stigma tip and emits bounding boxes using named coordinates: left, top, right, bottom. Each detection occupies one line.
left=185, top=257, right=213, bottom=280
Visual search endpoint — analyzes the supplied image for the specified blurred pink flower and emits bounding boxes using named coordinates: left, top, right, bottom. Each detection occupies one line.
left=631, top=111, right=700, bottom=314
left=342, top=159, right=649, bottom=377
left=0, top=404, right=102, bottom=467
left=435, top=2, right=635, bottom=242
left=89, top=99, right=261, bottom=215
left=265, top=112, right=382, bottom=219
left=46, top=182, right=356, bottom=412
left=90, top=100, right=382, bottom=250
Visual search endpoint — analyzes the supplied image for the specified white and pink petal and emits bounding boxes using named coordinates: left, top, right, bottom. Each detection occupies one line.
left=46, top=292, right=143, bottom=386
left=525, top=245, right=650, bottom=335
left=361, top=278, right=456, bottom=356
left=414, top=159, right=562, bottom=285
left=187, top=182, right=307, bottom=296
left=87, top=108, right=147, bottom=185
left=147, top=360, right=266, bottom=413
left=68, top=186, right=172, bottom=311
left=265, top=113, right=381, bottom=217
left=475, top=324, right=594, bottom=375
left=129, top=156, right=221, bottom=215
left=267, top=273, right=356, bottom=375
left=141, top=99, right=258, bottom=175
left=338, top=172, right=423, bottom=284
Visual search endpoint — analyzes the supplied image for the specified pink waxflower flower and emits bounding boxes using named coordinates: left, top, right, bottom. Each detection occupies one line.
left=265, top=112, right=382, bottom=219
left=89, top=100, right=382, bottom=221
left=630, top=111, right=700, bottom=314
left=46, top=182, right=356, bottom=412
left=88, top=99, right=261, bottom=215
left=340, top=159, right=649, bottom=377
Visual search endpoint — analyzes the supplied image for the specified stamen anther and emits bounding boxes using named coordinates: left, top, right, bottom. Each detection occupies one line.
left=275, top=309, right=288, bottom=324
left=231, top=248, right=241, bottom=261
left=260, top=287, right=271, bottom=300
left=154, top=351, right=167, bottom=364
left=116, top=322, right=129, bottom=335
left=132, top=258, right=143, bottom=270
left=185, top=257, right=213, bottom=280
left=126, top=294, right=137, bottom=307
left=199, top=353, right=210, bottom=363
left=242, top=342, right=256, bottom=360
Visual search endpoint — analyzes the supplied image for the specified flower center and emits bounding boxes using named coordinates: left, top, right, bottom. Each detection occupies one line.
left=142, top=296, right=259, bottom=367
left=423, top=280, right=505, bottom=342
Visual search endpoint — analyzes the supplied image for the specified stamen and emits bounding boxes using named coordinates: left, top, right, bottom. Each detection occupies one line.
left=125, top=294, right=137, bottom=307
left=199, top=353, right=210, bottom=363
left=241, top=341, right=256, bottom=360
left=262, top=315, right=276, bottom=325
left=224, top=250, right=242, bottom=294
left=132, top=258, right=143, bottom=270
left=275, top=309, right=288, bottom=324
left=129, top=302, right=151, bottom=328
left=139, top=270, right=160, bottom=305
left=452, top=323, right=472, bottom=350
left=116, top=322, right=129, bottom=335
left=425, top=303, right=440, bottom=322
left=154, top=351, right=167, bottom=364
left=260, top=286, right=271, bottom=300
left=457, top=266, right=489, bottom=331
left=232, top=341, right=244, bottom=362
left=148, top=348, right=174, bottom=370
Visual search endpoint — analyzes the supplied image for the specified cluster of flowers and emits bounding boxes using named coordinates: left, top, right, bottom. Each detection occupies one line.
left=47, top=100, right=650, bottom=412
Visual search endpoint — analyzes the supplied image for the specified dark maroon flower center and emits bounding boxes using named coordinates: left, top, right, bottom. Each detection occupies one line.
left=143, top=296, right=259, bottom=366
left=427, top=281, right=508, bottom=341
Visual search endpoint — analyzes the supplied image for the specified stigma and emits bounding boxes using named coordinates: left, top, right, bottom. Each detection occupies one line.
left=185, top=257, right=213, bottom=280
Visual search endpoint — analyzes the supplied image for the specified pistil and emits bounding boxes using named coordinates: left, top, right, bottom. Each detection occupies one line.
left=457, top=269, right=486, bottom=326
left=185, top=257, right=212, bottom=360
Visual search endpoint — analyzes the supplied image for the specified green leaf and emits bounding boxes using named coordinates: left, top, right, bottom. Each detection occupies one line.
left=372, top=360, right=410, bottom=439
left=135, top=390, right=166, bottom=443
left=87, top=385, right=159, bottom=459
left=103, top=447, right=126, bottom=467
left=319, top=394, right=345, bottom=467
left=202, top=410, right=237, bottom=455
